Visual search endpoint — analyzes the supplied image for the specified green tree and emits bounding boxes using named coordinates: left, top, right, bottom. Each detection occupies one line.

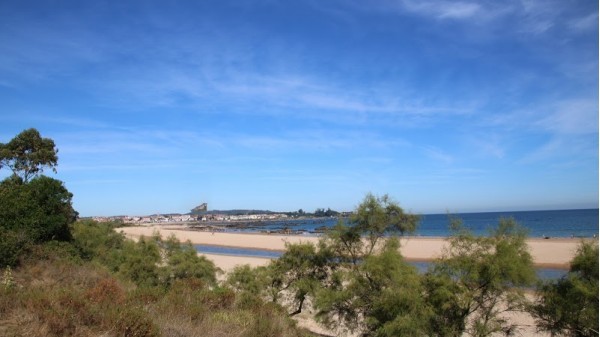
left=0, top=129, right=74, bottom=266
left=424, top=218, right=537, bottom=337
left=316, top=238, right=430, bottom=336
left=0, top=175, right=76, bottom=243
left=313, top=194, right=424, bottom=336
left=0, top=128, right=58, bottom=183
left=268, top=241, right=332, bottom=316
left=531, top=242, right=599, bottom=337
left=322, top=193, right=418, bottom=266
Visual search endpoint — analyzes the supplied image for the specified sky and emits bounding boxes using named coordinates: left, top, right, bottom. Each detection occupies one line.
left=0, top=0, right=598, bottom=216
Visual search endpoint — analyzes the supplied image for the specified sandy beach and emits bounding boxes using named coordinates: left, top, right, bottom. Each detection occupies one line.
left=118, top=224, right=591, bottom=337
left=118, top=225, right=586, bottom=271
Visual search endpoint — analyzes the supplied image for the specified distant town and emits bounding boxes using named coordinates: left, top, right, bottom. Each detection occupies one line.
left=90, top=203, right=348, bottom=225
left=91, top=212, right=293, bottom=225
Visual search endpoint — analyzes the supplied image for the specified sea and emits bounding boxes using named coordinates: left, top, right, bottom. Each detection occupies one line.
left=194, top=208, right=598, bottom=281
left=218, top=208, right=599, bottom=238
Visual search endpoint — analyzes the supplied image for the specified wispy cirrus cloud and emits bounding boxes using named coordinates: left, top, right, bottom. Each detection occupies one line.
left=398, top=0, right=482, bottom=20
left=467, top=133, right=507, bottom=160
left=536, top=99, right=599, bottom=135
left=569, top=12, right=598, bottom=32
left=485, top=97, right=599, bottom=164
left=422, top=146, right=455, bottom=165
left=342, top=0, right=596, bottom=38
left=92, top=61, right=475, bottom=128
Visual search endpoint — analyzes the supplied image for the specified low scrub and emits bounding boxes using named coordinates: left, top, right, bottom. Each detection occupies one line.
left=0, top=235, right=313, bottom=337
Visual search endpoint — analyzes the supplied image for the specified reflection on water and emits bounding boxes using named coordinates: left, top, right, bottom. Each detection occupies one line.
left=194, top=244, right=568, bottom=281
left=195, top=244, right=282, bottom=258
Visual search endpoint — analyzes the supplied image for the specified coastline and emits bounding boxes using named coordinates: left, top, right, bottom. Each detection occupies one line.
left=118, top=225, right=590, bottom=271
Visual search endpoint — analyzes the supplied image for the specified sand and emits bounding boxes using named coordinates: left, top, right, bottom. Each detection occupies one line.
left=117, top=224, right=588, bottom=337
left=118, top=224, right=585, bottom=271
left=203, top=253, right=272, bottom=272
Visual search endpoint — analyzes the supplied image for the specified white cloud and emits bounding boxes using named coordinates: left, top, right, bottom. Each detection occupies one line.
left=423, top=146, right=454, bottom=164
left=520, top=137, right=580, bottom=164
left=569, top=12, right=599, bottom=32
left=536, top=99, right=599, bottom=135
left=400, top=0, right=482, bottom=20
left=232, top=128, right=409, bottom=152
left=469, top=134, right=507, bottom=159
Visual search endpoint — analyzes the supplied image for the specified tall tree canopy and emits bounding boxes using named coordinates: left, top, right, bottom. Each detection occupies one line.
left=0, top=128, right=58, bottom=183
left=0, top=129, right=74, bottom=267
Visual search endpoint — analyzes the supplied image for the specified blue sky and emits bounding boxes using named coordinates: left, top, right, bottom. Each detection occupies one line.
left=0, top=0, right=598, bottom=216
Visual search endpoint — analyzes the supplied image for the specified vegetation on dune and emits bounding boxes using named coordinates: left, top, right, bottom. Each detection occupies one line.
left=0, top=244, right=310, bottom=337
left=0, top=218, right=313, bottom=337
left=424, top=218, right=536, bottom=337
left=531, top=241, right=599, bottom=337
left=227, top=195, right=599, bottom=337
left=1, top=128, right=598, bottom=337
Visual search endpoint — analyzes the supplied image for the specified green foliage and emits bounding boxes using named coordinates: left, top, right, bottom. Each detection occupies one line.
left=314, top=207, right=339, bottom=217
left=116, top=237, right=162, bottom=287
left=324, top=193, right=419, bottom=264
left=72, top=221, right=217, bottom=288
left=161, top=234, right=218, bottom=286
left=0, top=227, right=30, bottom=267
left=269, top=241, right=332, bottom=315
left=425, top=218, right=536, bottom=337
left=0, top=129, right=76, bottom=267
left=531, top=242, right=599, bottom=337
left=351, top=193, right=418, bottom=235
left=0, top=175, right=77, bottom=267
left=227, top=264, right=270, bottom=295
left=0, top=128, right=58, bottom=183
left=0, top=176, right=76, bottom=242
left=316, top=238, right=430, bottom=336
left=254, top=194, right=426, bottom=336
left=71, top=219, right=127, bottom=261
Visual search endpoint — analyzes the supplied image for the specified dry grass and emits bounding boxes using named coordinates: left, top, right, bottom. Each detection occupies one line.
left=0, top=249, right=314, bottom=337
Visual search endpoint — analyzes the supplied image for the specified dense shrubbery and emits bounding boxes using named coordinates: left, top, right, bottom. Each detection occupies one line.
left=71, top=220, right=218, bottom=288
left=531, top=241, right=599, bottom=337
left=0, top=221, right=312, bottom=337
left=0, top=176, right=76, bottom=241
left=0, top=175, right=78, bottom=266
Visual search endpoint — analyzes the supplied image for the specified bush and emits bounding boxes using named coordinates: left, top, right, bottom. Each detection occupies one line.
left=0, top=176, right=76, bottom=247
left=0, top=228, right=30, bottom=267
left=0, top=129, right=76, bottom=266
left=111, top=307, right=159, bottom=337
left=532, top=242, right=599, bottom=337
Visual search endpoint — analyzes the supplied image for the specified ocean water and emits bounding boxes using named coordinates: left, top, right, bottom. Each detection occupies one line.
left=224, top=208, right=598, bottom=238
left=194, top=209, right=598, bottom=281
